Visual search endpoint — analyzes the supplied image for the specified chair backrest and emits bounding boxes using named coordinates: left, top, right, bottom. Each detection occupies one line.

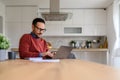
left=53, top=46, right=73, bottom=59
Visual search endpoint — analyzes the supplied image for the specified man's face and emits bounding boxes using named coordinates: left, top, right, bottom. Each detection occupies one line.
left=32, top=22, right=46, bottom=38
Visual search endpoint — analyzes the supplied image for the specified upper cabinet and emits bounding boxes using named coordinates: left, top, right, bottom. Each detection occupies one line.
left=6, top=7, right=21, bottom=22
left=72, top=9, right=84, bottom=25
left=6, top=7, right=107, bottom=37
left=6, top=6, right=37, bottom=22
left=43, top=24, right=64, bottom=36
left=43, top=9, right=107, bottom=36
left=83, top=9, right=107, bottom=36
left=5, top=6, right=37, bottom=48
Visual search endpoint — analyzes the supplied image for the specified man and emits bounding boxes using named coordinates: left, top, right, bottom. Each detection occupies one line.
left=19, top=18, right=53, bottom=59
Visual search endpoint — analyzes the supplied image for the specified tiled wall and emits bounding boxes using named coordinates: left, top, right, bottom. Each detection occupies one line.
left=43, top=36, right=105, bottom=48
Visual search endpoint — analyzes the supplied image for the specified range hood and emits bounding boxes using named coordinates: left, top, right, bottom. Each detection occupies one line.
left=41, top=0, right=72, bottom=21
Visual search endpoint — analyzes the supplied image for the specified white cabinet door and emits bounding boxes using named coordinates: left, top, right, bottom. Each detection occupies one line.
left=0, top=16, right=3, bottom=33
left=6, top=6, right=37, bottom=22
left=21, top=6, right=37, bottom=22
left=74, top=51, right=107, bottom=64
left=21, top=22, right=32, bottom=33
left=84, top=9, right=107, bottom=36
left=43, top=24, right=64, bottom=36
left=5, top=6, right=37, bottom=47
left=5, top=22, right=22, bottom=48
left=72, top=9, right=84, bottom=25
left=82, top=24, right=97, bottom=36
left=84, top=9, right=106, bottom=24
left=6, top=7, right=22, bottom=22
left=94, top=9, right=106, bottom=25
left=84, top=9, right=95, bottom=25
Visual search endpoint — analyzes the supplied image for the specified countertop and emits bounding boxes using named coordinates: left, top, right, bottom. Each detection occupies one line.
left=11, top=48, right=108, bottom=52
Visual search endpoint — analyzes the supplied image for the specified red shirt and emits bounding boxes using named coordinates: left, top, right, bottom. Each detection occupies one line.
left=19, top=33, right=48, bottom=59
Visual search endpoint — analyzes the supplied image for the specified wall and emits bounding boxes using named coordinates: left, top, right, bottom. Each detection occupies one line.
left=107, top=0, right=120, bottom=67
left=5, top=6, right=107, bottom=48
left=107, top=5, right=115, bottom=65
left=43, top=36, right=103, bottom=48
left=0, top=1, right=5, bottom=34
left=107, top=1, right=120, bottom=66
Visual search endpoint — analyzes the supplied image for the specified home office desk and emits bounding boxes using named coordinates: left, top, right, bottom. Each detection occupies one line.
left=0, top=59, right=120, bottom=80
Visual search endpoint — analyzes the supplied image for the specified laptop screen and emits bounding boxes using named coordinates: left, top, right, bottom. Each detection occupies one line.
left=53, top=46, right=73, bottom=59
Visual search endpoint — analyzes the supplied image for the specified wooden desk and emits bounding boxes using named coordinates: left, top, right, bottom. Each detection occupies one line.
left=0, top=59, right=120, bottom=80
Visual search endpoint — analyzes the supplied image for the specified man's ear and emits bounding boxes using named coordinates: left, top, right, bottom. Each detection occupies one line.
left=32, top=25, right=34, bottom=30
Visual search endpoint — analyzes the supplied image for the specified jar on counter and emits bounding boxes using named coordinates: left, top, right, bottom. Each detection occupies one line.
left=70, top=40, right=76, bottom=48
left=86, top=40, right=92, bottom=48
left=75, top=41, right=80, bottom=48
left=81, top=41, right=86, bottom=48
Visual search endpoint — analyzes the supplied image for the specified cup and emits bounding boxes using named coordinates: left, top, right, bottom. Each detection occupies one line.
left=8, top=52, right=16, bottom=60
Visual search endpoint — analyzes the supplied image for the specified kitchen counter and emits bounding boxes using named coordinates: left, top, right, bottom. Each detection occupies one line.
left=11, top=48, right=108, bottom=52
left=11, top=48, right=109, bottom=64
left=51, top=48, right=108, bottom=52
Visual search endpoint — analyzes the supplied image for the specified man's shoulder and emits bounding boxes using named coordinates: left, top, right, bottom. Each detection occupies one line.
left=39, top=38, right=47, bottom=43
left=21, top=33, right=31, bottom=38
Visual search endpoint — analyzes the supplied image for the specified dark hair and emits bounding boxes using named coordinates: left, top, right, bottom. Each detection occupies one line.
left=32, top=18, right=45, bottom=26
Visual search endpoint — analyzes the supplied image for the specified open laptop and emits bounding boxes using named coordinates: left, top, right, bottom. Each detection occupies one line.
left=53, top=46, right=73, bottom=59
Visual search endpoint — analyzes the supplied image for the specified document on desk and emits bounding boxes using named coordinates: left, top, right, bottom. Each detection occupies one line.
left=29, top=58, right=60, bottom=62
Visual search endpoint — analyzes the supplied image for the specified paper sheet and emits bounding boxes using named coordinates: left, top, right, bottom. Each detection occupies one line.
left=29, top=57, right=60, bottom=62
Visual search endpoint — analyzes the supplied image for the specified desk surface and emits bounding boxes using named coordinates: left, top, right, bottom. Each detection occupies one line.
left=0, top=59, right=120, bottom=80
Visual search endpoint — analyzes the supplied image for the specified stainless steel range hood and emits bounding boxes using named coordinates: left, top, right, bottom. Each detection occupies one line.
left=41, top=0, right=72, bottom=21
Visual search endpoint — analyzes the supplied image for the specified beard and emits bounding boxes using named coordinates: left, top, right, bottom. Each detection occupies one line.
left=36, top=33, right=42, bottom=38
left=32, top=30, right=42, bottom=38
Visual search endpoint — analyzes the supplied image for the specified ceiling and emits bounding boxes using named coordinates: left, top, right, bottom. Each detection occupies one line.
left=1, top=0, right=114, bottom=8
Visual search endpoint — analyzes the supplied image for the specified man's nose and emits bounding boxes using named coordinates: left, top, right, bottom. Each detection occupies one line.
left=40, top=30, right=44, bottom=34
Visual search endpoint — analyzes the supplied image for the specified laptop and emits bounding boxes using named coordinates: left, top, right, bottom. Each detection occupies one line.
left=53, top=46, right=73, bottom=59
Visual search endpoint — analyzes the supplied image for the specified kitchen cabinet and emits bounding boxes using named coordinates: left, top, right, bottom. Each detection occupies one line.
left=0, top=3, right=5, bottom=34
left=6, top=7, right=21, bottom=22
left=49, top=48, right=109, bottom=64
left=5, top=7, right=107, bottom=38
left=6, top=6, right=37, bottom=22
left=72, top=9, right=84, bottom=25
left=43, top=24, right=64, bottom=36
left=84, top=9, right=106, bottom=25
left=83, top=24, right=106, bottom=36
left=5, top=6, right=37, bottom=48
left=83, top=9, right=107, bottom=36
left=0, top=16, right=3, bottom=33
left=11, top=48, right=109, bottom=65
left=73, top=50, right=108, bottom=64
left=21, top=7, right=37, bottom=22
left=5, top=22, right=22, bottom=47
left=43, top=9, right=107, bottom=36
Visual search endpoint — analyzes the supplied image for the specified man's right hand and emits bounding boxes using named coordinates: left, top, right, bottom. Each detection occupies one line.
left=42, top=51, right=54, bottom=58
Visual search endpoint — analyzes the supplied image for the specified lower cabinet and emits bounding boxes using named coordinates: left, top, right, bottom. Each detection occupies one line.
left=73, top=51, right=108, bottom=65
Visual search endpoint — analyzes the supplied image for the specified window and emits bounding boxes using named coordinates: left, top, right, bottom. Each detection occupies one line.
left=119, top=4, right=120, bottom=37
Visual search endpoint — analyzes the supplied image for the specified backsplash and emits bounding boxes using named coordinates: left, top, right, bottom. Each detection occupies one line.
left=43, top=36, right=105, bottom=48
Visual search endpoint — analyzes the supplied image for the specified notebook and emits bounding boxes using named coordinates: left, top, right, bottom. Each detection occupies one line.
left=53, top=46, right=73, bottom=59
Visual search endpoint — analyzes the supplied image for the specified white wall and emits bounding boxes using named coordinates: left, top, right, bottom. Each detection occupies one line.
left=107, top=4, right=115, bottom=65
left=107, top=5, right=115, bottom=54
left=0, top=1, right=5, bottom=34
left=107, top=0, right=120, bottom=66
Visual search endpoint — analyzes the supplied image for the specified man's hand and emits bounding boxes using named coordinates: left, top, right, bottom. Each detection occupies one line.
left=45, top=51, right=54, bottom=57
left=41, top=51, right=54, bottom=59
